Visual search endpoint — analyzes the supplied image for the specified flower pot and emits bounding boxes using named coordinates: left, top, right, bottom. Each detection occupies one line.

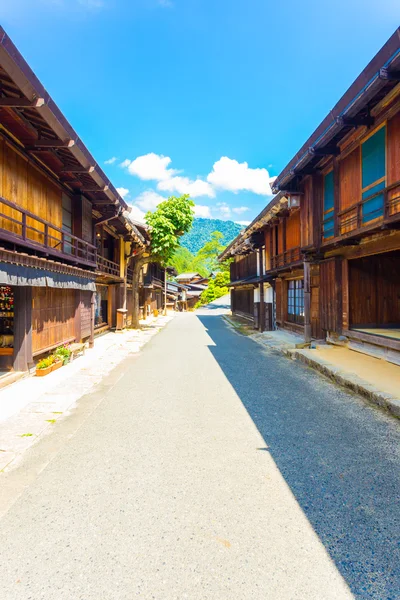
left=51, top=360, right=63, bottom=372
left=36, top=365, right=53, bottom=377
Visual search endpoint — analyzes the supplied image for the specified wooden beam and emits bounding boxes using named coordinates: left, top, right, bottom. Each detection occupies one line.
left=0, top=96, right=45, bottom=108
left=379, top=67, right=400, bottom=82
left=309, top=145, right=339, bottom=157
left=27, top=138, right=75, bottom=149
left=60, top=165, right=95, bottom=174
left=81, top=185, right=109, bottom=193
left=337, top=115, right=374, bottom=128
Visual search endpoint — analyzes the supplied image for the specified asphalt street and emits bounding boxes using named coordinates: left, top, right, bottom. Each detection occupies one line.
left=0, top=305, right=399, bottom=599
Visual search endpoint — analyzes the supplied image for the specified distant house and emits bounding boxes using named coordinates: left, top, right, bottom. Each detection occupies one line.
left=175, top=273, right=204, bottom=284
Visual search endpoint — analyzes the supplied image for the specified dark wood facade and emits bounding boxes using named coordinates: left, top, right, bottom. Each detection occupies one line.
left=0, top=28, right=145, bottom=372
left=223, top=30, right=400, bottom=362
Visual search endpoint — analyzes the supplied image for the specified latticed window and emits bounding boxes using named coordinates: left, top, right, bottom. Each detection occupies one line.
left=287, top=279, right=304, bottom=324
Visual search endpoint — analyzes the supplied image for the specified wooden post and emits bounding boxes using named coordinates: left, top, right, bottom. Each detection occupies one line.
left=74, top=291, right=81, bottom=342
left=258, top=249, right=265, bottom=332
left=304, top=259, right=312, bottom=343
left=13, top=287, right=33, bottom=372
left=89, top=291, right=95, bottom=348
left=333, top=158, right=340, bottom=238
left=163, top=268, right=167, bottom=316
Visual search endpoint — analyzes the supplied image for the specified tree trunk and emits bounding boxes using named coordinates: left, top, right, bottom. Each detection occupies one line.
left=131, top=255, right=150, bottom=329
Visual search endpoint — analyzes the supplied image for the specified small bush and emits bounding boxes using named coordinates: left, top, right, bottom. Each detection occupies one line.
left=55, top=345, right=71, bottom=360
left=36, top=355, right=56, bottom=370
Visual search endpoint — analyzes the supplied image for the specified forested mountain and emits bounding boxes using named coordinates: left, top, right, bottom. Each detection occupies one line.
left=180, top=218, right=243, bottom=254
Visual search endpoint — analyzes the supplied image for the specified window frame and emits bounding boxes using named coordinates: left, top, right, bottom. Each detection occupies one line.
left=287, top=279, right=305, bottom=325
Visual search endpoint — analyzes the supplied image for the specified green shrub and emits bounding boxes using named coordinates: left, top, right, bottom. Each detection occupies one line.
left=55, top=345, right=71, bottom=360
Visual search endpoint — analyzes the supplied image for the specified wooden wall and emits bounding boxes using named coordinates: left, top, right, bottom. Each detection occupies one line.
left=340, top=147, right=361, bottom=211
left=319, top=258, right=342, bottom=333
left=0, top=138, right=63, bottom=245
left=264, top=229, right=271, bottom=270
left=32, top=288, right=76, bottom=355
left=275, top=279, right=283, bottom=324
left=348, top=252, right=400, bottom=327
left=232, top=287, right=254, bottom=318
left=300, top=176, right=313, bottom=247
left=286, top=210, right=301, bottom=250
left=310, top=265, right=322, bottom=339
left=79, top=291, right=92, bottom=339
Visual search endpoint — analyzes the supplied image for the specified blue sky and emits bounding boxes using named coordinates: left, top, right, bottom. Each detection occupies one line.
left=1, top=0, right=399, bottom=224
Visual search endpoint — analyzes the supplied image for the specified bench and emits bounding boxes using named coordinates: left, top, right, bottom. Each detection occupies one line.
left=69, top=342, right=86, bottom=361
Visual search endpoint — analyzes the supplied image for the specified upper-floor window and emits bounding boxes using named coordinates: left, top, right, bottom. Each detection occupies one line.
left=323, top=170, right=335, bottom=239
left=361, top=125, right=386, bottom=224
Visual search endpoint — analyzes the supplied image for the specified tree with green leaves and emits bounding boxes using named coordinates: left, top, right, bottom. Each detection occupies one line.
left=130, top=194, right=194, bottom=327
left=195, top=231, right=225, bottom=273
left=168, top=246, right=209, bottom=278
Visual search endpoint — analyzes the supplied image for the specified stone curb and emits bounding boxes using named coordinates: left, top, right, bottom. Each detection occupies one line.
left=290, top=349, right=400, bottom=419
left=222, top=314, right=400, bottom=420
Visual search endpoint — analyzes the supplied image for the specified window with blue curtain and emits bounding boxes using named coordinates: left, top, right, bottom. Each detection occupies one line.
left=361, top=126, right=386, bottom=224
left=287, top=279, right=304, bottom=325
left=323, top=171, right=335, bottom=238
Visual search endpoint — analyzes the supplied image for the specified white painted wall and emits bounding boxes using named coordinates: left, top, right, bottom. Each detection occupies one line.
left=264, top=284, right=273, bottom=303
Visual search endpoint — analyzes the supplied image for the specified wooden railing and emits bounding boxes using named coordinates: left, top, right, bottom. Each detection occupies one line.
left=271, top=246, right=301, bottom=270
left=97, top=255, right=120, bottom=277
left=338, top=180, right=400, bottom=236
left=0, top=195, right=97, bottom=267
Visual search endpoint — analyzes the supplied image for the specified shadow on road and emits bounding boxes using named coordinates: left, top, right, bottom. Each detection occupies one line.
left=197, top=312, right=400, bottom=600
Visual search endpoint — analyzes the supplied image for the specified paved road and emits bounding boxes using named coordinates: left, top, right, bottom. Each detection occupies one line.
left=0, top=308, right=399, bottom=599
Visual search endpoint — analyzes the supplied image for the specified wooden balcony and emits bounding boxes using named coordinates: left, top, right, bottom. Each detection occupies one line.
left=96, top=255, right=120, bottom=277
left=337, top=180, right=400, bottom=238
left=271, top=246, right=302, bottom=270
left=0, top=195, right=97, bottom=267
left=230, top=252, right=258, bottom=282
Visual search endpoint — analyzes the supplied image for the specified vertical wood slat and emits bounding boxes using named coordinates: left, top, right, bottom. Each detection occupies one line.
left=32, top=288, right=76, bottom=354
left=319, top=257, right=342, bottom=333
left=13, top=286, right=33, bottom=372
left=342, top=259, right=349, bottom=330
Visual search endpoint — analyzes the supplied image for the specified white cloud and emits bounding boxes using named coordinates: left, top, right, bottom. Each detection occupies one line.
left=135, top=190, right=166, bottom=211
left=193, top=204, right=212, bottom=218
left=124, top=153, right=176, bottom=182
left=127, top=205, right=146, bottom=224
left=207, top=157, right=274, bottom=196
left=105, top=157, right=117, bottom=165
left=232, top=206, right=249, bottom=215
left=216, top=202, right=231, bottom=218
left=120, top=151, right=275, bottom=202
left=116, top=187, right=129, bottom=199
left=236, top=220, right=251, bottom=226
left=157, top=176, right=215, bottom=198
left=122, top=153, right=214, bottom=198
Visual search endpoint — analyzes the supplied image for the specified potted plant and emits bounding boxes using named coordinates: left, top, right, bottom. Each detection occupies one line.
left=36, top=355, right=55, bottom=377
left=51, top=355, right=63, bottom=372
left=55, top=344, right=72, bottom=366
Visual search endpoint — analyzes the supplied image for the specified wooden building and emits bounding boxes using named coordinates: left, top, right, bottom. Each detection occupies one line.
left=0, top=28, right=145, bottom=373
left=222, top=29, right=400, bottom=364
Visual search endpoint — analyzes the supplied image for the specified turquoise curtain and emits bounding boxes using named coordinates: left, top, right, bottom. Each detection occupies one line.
left=323, top=171, right=335, bottom=238
left=361, top=126, right=386, bottom=223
